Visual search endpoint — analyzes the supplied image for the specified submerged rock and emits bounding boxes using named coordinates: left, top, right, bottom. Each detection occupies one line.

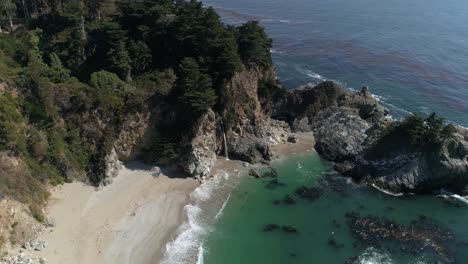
left=262, top=167, right=278, bottom=178
left=263, top=224, right=280, bottom=232
left=282, top=226, right=298, bottom=233
left=265, top=179, right=286, bottom=189
left=283, top=195, right=296, bottom=204
left=295, top=186, right=321, bottom=201
left=345, top=212, right=455, bottom=262
left=263, top=224, right=299, bottom=234
left=327, top=238, right=344, bottom=250
left=287, top=135, right=298, bottom=143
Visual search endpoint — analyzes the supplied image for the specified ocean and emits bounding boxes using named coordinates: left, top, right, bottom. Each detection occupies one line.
left=207, top=0, right=468, bottom=127
left=161, top=1, right=468, bottom=263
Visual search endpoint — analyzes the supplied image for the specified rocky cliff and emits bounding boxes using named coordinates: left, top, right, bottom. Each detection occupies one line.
left=97, top=66, right=290, bottom=182
left=276, top=81, right=468, bottom=195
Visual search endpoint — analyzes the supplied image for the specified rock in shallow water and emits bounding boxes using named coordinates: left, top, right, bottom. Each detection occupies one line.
left=345, top=212, right=456, bottom=262
left=295, top=186, right=322, bottom=201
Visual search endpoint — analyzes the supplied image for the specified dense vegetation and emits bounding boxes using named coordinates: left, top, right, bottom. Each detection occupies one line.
left=368, top=112, right=457, bottom=159
left=0, top=0, right=273, bottom=220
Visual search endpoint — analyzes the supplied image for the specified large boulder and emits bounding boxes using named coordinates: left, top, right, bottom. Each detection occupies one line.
left=313, top=108, right=373, bottom=162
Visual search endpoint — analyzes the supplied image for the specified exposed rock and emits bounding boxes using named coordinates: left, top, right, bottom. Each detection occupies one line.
left=103, top=148, right=122, bottom=183
left=182, top=109, right=218, bottom=180
left=313, top=108, right=373, bottom=162
left=249, top=168, right=260, bottom=178
left=45, top=217, right=55, bottom=228
left=150, top=166, right=161, bottom=177
left=275, top=81, right=468, bottom=194
left=287, top=135, right=298, bottom=143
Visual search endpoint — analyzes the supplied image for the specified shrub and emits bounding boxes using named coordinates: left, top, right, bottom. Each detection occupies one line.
left=29, top=204, right=45, bottom=223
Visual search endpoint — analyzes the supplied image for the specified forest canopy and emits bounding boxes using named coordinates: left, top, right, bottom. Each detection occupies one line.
left=0, top=0, right=274, bottom=218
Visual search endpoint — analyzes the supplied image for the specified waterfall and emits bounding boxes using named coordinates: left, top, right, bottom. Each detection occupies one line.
left=220, top=120, right=229, bottom=160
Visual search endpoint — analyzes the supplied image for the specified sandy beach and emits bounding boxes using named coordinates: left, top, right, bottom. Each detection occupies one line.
left=25, top=132, right=315, bottom=264
left=29, top=163, right=199, bottom=264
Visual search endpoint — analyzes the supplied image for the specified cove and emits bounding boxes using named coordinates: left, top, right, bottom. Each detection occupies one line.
left=202, top=153, right=468, bottom=263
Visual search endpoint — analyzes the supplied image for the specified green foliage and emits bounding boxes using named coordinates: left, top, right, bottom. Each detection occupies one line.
left=90, top=70, right=124, bottom=89
left=128, top=40, right=152, bottom=74
left=0, top=93, right=27, bottom=153
left=0, top=0, right=277, bottom=226
left=29, top=204, right=45, bottom=223
left=368, top=113, right=457, bottom=158
left=107, top=40, right=132, bottom=81
left=177, top=57, right=217, bottom=113
left=47, top=52, right=72, bottom=83
left=236, top=21, right=273, bottom=67
left=134, top=69, right=176, bottom=96
left=143, top=136, right=179, bottom=166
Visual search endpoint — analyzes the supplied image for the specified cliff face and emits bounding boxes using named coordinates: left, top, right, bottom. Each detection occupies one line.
left=222, top=66, right=289, bottom=164
left=98, top=66, right=289, bottom=182
left=277, top=81, right=468, bottom=195
left=182, top=109, right=218, bottom=181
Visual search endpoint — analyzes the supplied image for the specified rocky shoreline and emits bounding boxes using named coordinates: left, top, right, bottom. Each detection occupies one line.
left=2, top=72, right=466, bottom=263
left=272, top=81, right=468, bottom=195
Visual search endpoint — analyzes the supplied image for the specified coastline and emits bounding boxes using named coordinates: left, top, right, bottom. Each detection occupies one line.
left=160, top=132, right=317, bottom=264
left=20, top=132, right=316, bottom=264
left=28, top=163, right=199, bottom=264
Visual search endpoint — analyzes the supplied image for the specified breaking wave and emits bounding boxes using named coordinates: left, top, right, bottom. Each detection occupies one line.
left=161, top=171, right=237, bottom=264
left=357, top=247, right=394, bottom=264
left=437, top=189, right=468, bottom=206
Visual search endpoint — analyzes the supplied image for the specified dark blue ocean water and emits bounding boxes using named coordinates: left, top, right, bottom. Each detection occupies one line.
left=204, top=0, right=468, bottom=126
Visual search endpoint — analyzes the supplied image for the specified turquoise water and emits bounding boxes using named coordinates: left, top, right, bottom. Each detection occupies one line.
left=202, top=153, right=468, bottom=263
left=204, top=0, right=468, bottom=127
left=162, top=2, right=468, bottom=263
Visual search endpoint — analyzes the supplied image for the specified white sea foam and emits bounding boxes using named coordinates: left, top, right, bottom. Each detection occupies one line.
left=437, top=189, right=468, bottom=206
left=161, top=171, right=232, bottom=264
left=357, top=247, right=393, bottom=264
left=279, top=19, right=291, bottom=23
left=306, top=70, right=326, bottom=81
left=270, top=48, right=285, bottom=54
left=370, top=184, right=405, bottom=197
left=196, top=244, right=204, bottom=264
left=215, top=193, right=231, bottom=220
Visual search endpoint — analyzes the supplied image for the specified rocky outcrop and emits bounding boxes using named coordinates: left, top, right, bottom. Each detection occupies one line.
left=355, top=130, right=468, bottom=194
left=182, top=109, right=218, bottom=180
left=223, top=66, right=290, bottom=163
left=276, top=81, right=468, bottom=194
left=101, top=112, right=149, bottom=185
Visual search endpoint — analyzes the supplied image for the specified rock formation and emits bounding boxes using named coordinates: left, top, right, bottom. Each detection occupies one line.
left=276, top=81, right=468, bottom=194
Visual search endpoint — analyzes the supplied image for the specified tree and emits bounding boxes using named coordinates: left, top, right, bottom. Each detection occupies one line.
left=107, top=40, right=132, bottom=81
left=128, top=40, right=151, bottom=74
left=177, top=57, right=216, bottom=113
left=237, top=21, right=272, bottom=67
left=1, top=0, right=16, bottom=29
left=48, top=52, right=71, bottom=83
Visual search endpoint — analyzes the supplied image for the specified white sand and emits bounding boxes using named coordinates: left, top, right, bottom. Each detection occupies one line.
left=28, top=132, right=316, bottom=264
left=30, top=163, right=199, bottom=264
